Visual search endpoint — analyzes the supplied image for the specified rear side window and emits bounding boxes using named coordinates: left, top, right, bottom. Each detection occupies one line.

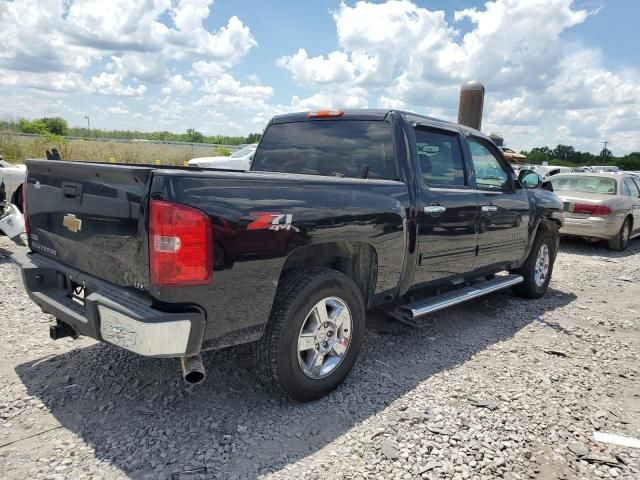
left=414, top=128, right=466, bottom=187
left=252, top=120, right=397, bottom=180
left=623, top=177, right=639, bottom=197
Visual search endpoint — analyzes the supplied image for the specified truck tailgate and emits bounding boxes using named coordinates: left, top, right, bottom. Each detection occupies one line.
left=25, top=160, right=153, bottom=288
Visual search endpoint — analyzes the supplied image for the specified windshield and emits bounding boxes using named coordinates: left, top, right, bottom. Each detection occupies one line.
left=550, top=175, right=617, bottom=195
left=230, top=145, right=256, bottom=158
left=252, top=120, right=397, bottom=180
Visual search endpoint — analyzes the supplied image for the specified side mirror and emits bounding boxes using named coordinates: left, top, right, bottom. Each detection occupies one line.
left=518, top=170, right=542, bottom=189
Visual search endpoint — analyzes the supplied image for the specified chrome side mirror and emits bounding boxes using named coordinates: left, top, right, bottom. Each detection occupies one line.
left=519, top=169, right=542, bottom=189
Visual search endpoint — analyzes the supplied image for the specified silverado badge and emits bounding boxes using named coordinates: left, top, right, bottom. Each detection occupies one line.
left=62, top=214, right=82, bottom=233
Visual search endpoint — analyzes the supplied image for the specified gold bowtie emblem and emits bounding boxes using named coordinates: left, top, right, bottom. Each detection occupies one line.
left=62, top=214, right=82, bottom=233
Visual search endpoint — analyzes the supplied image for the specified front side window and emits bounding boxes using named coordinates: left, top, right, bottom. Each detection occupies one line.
left=468, top=138, right=511, bottom=191
left=414, top=128, right=466, bottom=187
left=251, top=120, right=397, bottom=180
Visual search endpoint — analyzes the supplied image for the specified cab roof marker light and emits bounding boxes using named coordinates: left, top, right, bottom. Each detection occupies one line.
left=307, top=110, right=344, bottom=118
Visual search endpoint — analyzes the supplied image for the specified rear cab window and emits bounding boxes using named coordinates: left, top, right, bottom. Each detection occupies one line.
left=251, top=120, right=398, bottom=180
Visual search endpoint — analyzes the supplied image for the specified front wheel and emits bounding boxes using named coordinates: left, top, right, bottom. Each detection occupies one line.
left=512, top=228, right=556, bottom=299
left=256, top=267, right=365, bottom=401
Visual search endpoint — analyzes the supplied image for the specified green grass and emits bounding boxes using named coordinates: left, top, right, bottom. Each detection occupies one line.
left=0, top=134, right=230, bottom=166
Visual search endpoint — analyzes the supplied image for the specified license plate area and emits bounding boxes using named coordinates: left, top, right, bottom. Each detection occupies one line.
left=70, top=280, right=87, bottom=307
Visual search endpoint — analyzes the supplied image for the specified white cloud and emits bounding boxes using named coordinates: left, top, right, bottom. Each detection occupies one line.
left=109, top=53, right=167, bottom=84
left=274, top=0, right=639, bottom=153
left=162, top=74, right=193, bottom=96
left=89, top=72, right=147, bottom=97
left=0, top=0, right=257, bottom=94
left=277, top=49, right=355, bottom=85
left=0, top=71, right=86, bottom=93
left=190, top=61, right=225, bottom=78
left=196, top=74, right=273, bottom=109
left=106, top=102, right=130, bottom=114
left=0, top=0, right=97, bottom=73
left=1, top=0, right=639, bottom=153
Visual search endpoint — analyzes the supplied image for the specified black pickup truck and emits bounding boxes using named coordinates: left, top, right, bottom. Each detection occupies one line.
left=12, top=109, right=563, bottom=400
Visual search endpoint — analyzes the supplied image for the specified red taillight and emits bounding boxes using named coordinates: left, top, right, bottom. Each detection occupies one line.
left=573, top=203, right=612, bottom=216
left=22, top=182, right=30, bottom=239
left=307, top=109, right=344, bottom=118
left=149, top=200, right=212, bottom=286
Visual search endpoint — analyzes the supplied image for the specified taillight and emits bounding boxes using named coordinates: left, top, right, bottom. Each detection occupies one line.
left=22, top=182, right=30, bottom=239
left=307, top=109, right=344, bottom=118
left=149, top=200, right=213, bottom=286
left=573, top=203, right=612, bottom=216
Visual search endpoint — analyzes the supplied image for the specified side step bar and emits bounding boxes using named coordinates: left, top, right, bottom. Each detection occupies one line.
left=391, top=274, right=523, bottom=328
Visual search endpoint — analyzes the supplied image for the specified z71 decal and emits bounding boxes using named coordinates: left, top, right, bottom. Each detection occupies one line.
left=247, top=212, right=300, bottom=232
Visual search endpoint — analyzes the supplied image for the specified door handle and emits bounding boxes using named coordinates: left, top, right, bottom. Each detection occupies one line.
left=481, top=205, right=498, bottom=212
left=424, top=205, right=446, bottom=214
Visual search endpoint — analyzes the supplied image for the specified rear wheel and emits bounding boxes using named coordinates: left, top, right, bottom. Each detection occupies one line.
left=512, top=228, right=556, bottom=299
left=256, top=267, right=365, bottom=401
left=608, top=217, right=631, bottom=251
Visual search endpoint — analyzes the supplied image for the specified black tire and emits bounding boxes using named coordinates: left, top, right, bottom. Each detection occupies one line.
left=256, top=267, right=365, bottom=401
left=512, top=228, right=557, bottom=299
left=608, top=217, right=631, bottom=252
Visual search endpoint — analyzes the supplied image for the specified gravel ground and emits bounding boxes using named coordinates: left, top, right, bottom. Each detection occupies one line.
left=0, top=235, right=639, bottom=480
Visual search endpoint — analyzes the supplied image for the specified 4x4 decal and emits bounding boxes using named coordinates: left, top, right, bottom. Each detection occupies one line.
left=247, top=212, right=300, bottom=232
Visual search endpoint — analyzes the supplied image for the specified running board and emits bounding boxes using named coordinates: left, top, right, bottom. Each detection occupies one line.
left=390, top=274, right=523, bottom=328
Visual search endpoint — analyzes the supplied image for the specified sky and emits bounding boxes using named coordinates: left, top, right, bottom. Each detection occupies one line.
left=0, top=0, right=638, bottom=154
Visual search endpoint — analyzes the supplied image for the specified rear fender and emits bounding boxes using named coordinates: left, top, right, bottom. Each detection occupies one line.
left=278, top=241, right=378, bottom=308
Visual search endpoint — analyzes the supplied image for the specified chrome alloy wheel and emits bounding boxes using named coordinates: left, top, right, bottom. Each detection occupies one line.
left=297, top=297, right=352, bottom=379
left=534, top=244, right=550, bottom=287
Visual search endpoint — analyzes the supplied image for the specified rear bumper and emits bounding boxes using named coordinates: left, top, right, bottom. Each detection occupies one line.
left=10, top=252, right=205, bottom=358
left=559, top=215, right=622, bottom=240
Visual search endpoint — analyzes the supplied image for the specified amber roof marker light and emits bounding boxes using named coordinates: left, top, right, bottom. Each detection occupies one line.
left=307, top=110, right=345, bottom=118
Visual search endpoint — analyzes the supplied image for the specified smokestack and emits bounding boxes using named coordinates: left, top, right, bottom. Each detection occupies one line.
left=457, top=81, right=485, bottom=131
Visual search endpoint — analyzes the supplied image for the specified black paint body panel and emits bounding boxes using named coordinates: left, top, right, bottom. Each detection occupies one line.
left=21, top=110, right=563, bottom=352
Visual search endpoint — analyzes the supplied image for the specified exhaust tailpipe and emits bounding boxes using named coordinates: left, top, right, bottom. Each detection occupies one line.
left=181, top=354, right=206, bottom=385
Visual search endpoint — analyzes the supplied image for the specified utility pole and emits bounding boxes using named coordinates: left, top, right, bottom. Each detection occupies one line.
left=84, top=116, right=91, bottom=138
left=599, top=141, right=612, bottom=161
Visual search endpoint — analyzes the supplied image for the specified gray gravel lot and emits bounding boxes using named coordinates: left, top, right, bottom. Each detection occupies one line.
left=0, top=236, right=639, bottom=479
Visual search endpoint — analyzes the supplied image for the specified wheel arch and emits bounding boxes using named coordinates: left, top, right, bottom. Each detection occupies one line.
left=11, top=183, right=24, bottom=213
left=278, top=241, right=378, bottom=308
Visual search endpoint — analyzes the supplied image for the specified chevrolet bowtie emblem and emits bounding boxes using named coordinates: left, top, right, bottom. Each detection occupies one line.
left=62, top=214, right=82, bottom=233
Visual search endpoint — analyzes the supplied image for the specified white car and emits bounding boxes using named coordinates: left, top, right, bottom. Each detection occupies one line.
left=188, top=144, right=258, bottom=170
left=0, top=159, right=26, bottom=210
left=532, top=165, right=573, bottom=180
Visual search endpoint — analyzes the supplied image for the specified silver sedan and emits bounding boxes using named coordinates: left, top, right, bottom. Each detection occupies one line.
left=550, top=173, right=640, bottom=251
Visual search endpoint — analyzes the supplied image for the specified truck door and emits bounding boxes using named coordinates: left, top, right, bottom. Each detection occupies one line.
left=466, top=136, right=530, bottom=271
left=413, top=126, right=479, bottom=285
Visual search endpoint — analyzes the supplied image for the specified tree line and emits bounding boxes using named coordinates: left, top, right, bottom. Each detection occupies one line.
left=521, top=145, right=640, bottom=171
left=0, top=117, right=261, bottom=145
